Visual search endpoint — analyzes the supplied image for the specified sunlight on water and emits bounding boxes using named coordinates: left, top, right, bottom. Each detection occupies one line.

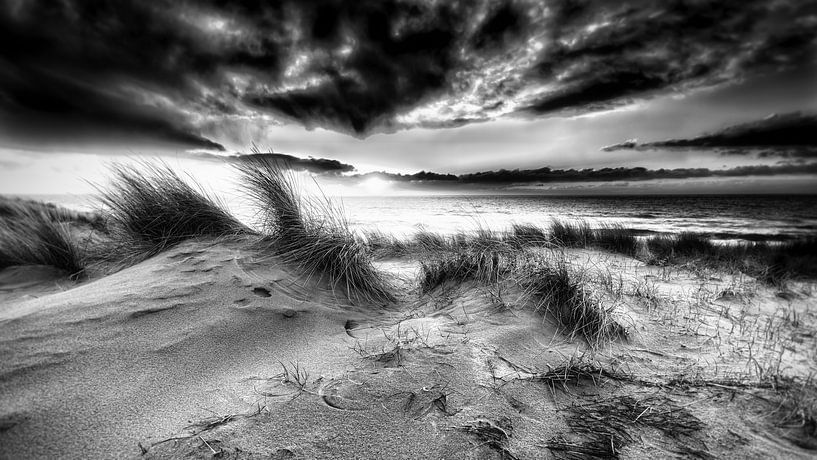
left=31, top=193, right=816, bottom=242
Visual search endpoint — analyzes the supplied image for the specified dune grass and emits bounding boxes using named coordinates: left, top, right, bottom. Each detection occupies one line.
left=549, top=219, right=593, bottom=247
left=419, top=250, right=509, bottom=293
left=0, top=196, right=107, bottom=231
left=519, top=259, right=626, bottom=348
left=365, top=216, right=815, bottom=287
left=236, top=157, right=394, bottom=304
left=646, top=232, right=817, bottom=286
left=508, top=223, right=550, bottom=248
left=775, top=381, right=817, bottom=446
left=359, top=229, right=411, bottom=257
left=371, top=220, right=637, bottom=257
left=763, top=238, right=817, bottom=284
left=593, top=224, right=639, bottom=256
left=96, top=162, right=248, bottom=266
left=546, top=394, right=705, bottom=458
left=730, top=238, right=817, bottom=286
left=413, top=229, right=454, bottom=253
left=418, top=246, right=625, bottom=348
left=0, top=201, right=85, bottom=277
left=647, top=232, right=713, bottom=262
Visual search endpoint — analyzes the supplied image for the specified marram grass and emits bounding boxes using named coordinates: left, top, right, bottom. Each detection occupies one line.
left=0, top=200, right=85, bottom=277
left=236, top=157, right=394, bottom=304
left=96, top=162, right=248, bottom=266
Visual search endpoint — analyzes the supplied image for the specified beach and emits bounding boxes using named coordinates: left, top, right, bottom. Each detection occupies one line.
left=1, top=170, right=815, bottom=458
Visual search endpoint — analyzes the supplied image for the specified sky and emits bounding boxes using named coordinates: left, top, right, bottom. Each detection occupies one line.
left=1, top=0, right=816, bottom=195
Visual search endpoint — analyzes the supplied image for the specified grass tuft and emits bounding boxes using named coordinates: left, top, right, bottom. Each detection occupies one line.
left=0, top=196, right=107, bottom=232
left=508, top=223, right=550, bottom=248
left=457, top=417, right=517, bottom=460
left=546, top=395, right=707, bottom=459
left=0, top=201, right=85, bottom=277
left=646, top=232, right=817, bottom=286
left=593, top=224, right=639, bottom=256
left=236, top=157, right=394, bottom=304
left=773, top=378, right=817, bottom=447
left=550, top=220, right=593, bottom=247
left=527, top=354, right=623, bottom=392
left=359, top=229, right=411, bottom=258
left=96, top=162, right=248, bottom=266
left=419, top=250, right=509, bottom=293
left=520, top=259, right=626, bottom=348
left=758, top=238, right=817, bottom=286
left=647, top=232, right=713, bottom=262
left=413, top=229, right=453, bottom=253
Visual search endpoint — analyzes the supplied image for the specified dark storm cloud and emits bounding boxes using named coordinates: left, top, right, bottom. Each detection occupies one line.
left=1, top=0, right=815, bottom=143
left=520, top=2, right=817, bottom=116
left=230, top=152, right=355, bottom=175
left=0, top=67, right=226, bottom=151
left=189, top=149, right=356, bottom=174
left=602, top=112, right=817, bottom=158
left=0, top=0, right=286, bottom=149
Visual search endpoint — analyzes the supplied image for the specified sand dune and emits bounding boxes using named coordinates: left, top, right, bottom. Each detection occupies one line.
left=1, top=238, right=815, bottom=459
left=1, top=238, right=363, bottom=457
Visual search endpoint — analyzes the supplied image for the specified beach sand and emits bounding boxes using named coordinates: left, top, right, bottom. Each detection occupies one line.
left=1, top=237, right=815, bottom=459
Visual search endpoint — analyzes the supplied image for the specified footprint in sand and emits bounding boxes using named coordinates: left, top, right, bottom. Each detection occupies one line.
left=319, top=381, right=370, bottom=412
left=252, top=287, right=271, bottom=297
left=344, top=319, right=360, bottom=337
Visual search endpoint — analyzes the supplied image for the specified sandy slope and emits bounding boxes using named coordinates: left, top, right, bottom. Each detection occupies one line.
left=0, top=238, right=365, bottom=458
left=1, top=240, right=815, bottom=459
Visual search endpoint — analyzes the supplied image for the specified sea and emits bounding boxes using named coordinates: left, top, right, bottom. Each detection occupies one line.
left=20, top=193, right=817, bottom=243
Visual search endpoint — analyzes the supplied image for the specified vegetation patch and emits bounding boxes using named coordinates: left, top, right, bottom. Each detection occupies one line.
left=550, top=220, right=593, bottom=247
left=97, top=162, right=248, bottom=266
left=520, top=260, right=627, bottom=348
left=0, top=201, right=85, bottom=277
left=508, top=223, right=550, bottom=248
left=419, top=250, right=510, bottom=293
left=456, top=417, right=517, bottom=460
left=593, top=224, right=639, bottom=256
left=547, top=395, right=708, bottom=459
left=646, top=233, right=817, bottom=286
left=237, top=157, right=394, bottom=304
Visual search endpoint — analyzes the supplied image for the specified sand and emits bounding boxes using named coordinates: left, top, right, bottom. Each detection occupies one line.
left=1, top=238, right=815, bottom=459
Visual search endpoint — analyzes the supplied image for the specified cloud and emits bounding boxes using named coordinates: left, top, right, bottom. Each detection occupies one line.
left=345, top=163, right=817, bottom=189
left=188, top=148, right=356, bottom=175
left=0, top=63, right=226, bottom=151
left=230, top=152, right=355, bottom=175
left=601, top=112, right=817, bottom=158
left=1, top=0, right=814, bottom=144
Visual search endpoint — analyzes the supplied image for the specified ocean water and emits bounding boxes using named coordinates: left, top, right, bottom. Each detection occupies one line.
left=339, top=195, right=817, bottom=242
left=19, top=193, right=817, bottom=242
